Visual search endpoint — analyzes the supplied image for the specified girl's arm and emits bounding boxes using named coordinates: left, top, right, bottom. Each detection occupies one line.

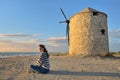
left=36, top=59, right=43, bottom=66
left=36, top=53, right=45, bottom=66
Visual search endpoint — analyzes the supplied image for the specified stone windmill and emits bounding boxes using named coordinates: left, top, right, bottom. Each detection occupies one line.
left=60, top=7, right=109, bottom=56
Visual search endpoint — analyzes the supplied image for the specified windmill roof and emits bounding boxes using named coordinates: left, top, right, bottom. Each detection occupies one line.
left=80, top=7, right=102, bottom=13
left=70, top=7, right=107, bottom=19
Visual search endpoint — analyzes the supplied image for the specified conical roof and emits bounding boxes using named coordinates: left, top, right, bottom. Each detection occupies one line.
left=80, top=7, right=102, bottom=13
left=70, top=7, right=107, bottom=18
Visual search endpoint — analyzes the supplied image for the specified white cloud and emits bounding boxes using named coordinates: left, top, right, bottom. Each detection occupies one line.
left=109, top=29, right=120, bottom=43
left=109, top=29, right=120, bottom=38
left=39, top=36, right=68, bottom=52
left=0, top=33, right=32, bottom=37
left=48, top=36, right=66, bottom=41
left=109, top=29, right=120, bottom=52
left=47, top=37, right=67, bottom=47
left=0, top=33, right=41, bottom=52
left=0, top=39, right=38, bottom=52
left=0, top=33, right=68, bottom=52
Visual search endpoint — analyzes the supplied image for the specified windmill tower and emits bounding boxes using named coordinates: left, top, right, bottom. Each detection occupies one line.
left=69, top=7, right=109, bottom=56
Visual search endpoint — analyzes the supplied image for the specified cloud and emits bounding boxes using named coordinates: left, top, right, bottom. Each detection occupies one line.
left=47, top=36, right=67, bottom=46
left=48, top=36, right=66, bottom=41
left=0, top=40, right=13, bottom=43
left=39, top=36, right=67, bottom=46
left=109, top=29, right=120, bottom=43
left=0, top=33, right=68, bottom=52
left=0, top=33, right=41, bottom=43
left=109, top=29, right=120, bottom=39
left=0, top=39, right=38, bottom=52
left=0, top=33, right=41, bottom=52
left=0, top=33, right=32, bottom=38
left=108, top=29, right=120, bottom=52
left=39, top=36, right=68, bottom=52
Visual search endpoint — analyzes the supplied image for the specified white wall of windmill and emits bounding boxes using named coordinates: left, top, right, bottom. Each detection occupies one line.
left=69, top=9, right=109, bottom=56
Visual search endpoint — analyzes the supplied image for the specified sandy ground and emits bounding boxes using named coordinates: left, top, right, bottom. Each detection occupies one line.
left=0, top=55, right=120, bottom=80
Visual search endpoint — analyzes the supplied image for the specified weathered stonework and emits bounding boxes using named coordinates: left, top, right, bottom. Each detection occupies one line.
left=69, top=7, right=109, bottom=56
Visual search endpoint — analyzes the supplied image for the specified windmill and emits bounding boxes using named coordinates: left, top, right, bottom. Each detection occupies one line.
left=59, top=8, right=70, bottom=45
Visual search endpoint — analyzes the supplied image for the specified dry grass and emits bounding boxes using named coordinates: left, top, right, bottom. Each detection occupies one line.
left=109, top=51, right=120, bottom=57
left=49, top=51, right=120, bottom=58
left=49, top=52, right=69, bottom=56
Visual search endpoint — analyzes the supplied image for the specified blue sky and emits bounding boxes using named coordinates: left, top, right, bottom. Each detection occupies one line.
left=0, top=0, right=120, bottom=52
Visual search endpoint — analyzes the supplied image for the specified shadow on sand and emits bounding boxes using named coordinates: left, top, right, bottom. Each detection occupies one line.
left=49, top=70, right=120, bottom=77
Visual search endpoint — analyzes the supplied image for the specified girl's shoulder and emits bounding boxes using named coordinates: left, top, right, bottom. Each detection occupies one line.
left=42, top=52, right=47, bottom=54
left=41, top=52, right=47, bottom=56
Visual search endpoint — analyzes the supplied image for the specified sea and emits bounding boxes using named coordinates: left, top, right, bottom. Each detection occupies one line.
left=0, top=52, right=39, bottom=58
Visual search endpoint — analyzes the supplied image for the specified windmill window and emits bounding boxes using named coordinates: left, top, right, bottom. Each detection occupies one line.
left=101, top=29, right=105, bottom=35
left=93, top=12, right=98, bottom=16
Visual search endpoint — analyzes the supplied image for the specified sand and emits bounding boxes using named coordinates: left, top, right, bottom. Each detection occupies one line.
left=0, top=55, right=120, bottom=80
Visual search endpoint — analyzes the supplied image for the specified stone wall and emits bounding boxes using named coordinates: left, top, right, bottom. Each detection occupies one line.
left=69, top=8, right=109, bottom=56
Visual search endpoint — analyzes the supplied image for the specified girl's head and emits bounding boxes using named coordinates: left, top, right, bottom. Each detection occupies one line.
left=39, top=44, right=49, bottom=58
left=39, top=44, right=46, bottom=52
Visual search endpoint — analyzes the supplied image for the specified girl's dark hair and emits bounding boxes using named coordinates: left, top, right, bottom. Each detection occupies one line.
left=39, top=44, right=49, bottom=58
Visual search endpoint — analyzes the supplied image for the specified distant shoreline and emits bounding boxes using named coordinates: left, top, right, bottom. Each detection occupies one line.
left=0, top=51, right=120, bottom=58
left=0, top=52, right=38, bottom=58
left=0, top=52, right=68, bottom=58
